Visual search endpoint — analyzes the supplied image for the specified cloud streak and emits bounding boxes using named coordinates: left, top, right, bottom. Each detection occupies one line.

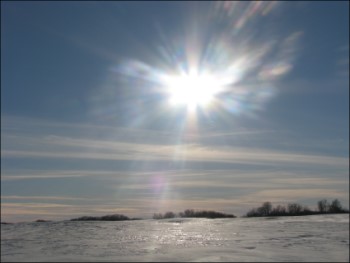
left=2, top=134, right=347, bottom=168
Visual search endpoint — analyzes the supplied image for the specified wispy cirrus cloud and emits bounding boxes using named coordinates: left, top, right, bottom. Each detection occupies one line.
left=241, top=189, right=349, bottom=205
left=2, top=116, right=348, bottom=222
left=2, top=166, right=348, bottom=221
left=2, top=185, right=349, bottom=222
left=2, top=116, right=347, bottom=168
left=2, top=133, right=347, bottom=167
left=1, top=195, right=89, bottom=201
left=1, top=115, right=272, bottom=144
left=2, top=168, right=349, bottom=222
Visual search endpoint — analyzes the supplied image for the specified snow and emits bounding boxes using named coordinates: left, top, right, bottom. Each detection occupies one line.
left=1, top=214, right=349, bottom=262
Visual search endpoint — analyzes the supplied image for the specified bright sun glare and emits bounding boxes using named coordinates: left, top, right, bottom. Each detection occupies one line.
left=165, top=70, right=220, bottom=110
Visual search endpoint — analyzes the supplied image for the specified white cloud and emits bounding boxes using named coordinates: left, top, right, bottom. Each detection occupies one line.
left=2, top=116, right=348, bottom=222
left=2, top=126, right=348, bottom=168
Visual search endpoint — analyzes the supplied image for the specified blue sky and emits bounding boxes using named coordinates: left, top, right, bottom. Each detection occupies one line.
left=1, top=1, right=349, bottom=222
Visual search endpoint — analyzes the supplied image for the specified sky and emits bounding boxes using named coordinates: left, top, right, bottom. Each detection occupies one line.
left=1, top=1, right=349, bottom=222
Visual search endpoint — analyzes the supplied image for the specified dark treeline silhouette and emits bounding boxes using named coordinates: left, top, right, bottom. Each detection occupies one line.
left=317, top=199, right=347, bottom=213
left=35, top=219, right=52, bottom=223
left=58, top=198, right=349, bottom=222
left=70, top=214, right=141, bottom=221
left=245, top=199, right=349, bottom=217
left=153, top=211, right=176, bottom=219
left=153, top=209, right=236, bottom=219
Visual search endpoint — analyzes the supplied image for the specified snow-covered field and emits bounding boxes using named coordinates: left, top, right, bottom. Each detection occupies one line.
left=1, top=214, right=349, bottom=262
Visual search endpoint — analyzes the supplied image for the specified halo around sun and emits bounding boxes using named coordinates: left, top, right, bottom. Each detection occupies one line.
left=163, top=70, right=222, bottom=110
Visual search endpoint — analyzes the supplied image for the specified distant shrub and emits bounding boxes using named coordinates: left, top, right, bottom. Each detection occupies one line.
left=318, top=199, right=329, bottom=213
left=153, top=213, right=164, bottom=219
left=316, top=199, right=348, bottom=214
left=153, top=211, right=176, bottom=219
left=71, top=216, right=98, bottom=221
left=245, top=199, right=349, bottom=218
left=270, top=205, right=287, bottom=216
left=246, top=208, right=259, bottom=217
left=163, top=211, right=176, bottom=219
left=287, top=203, right=303, bottom=215
left=329, top=199, right=344, bottom=213
left=152, top=209, right=236, bottom=219
left=179, top=209, right=236, bottom=219
left=100, top=214, right=129, bottom=221
left=70, top=214, right=130, bottom=221
left=35, top=219, right=52, bottom=223
left=182, top=209, right=195, bottom=217
left=255, top=202, right=272, bottom=217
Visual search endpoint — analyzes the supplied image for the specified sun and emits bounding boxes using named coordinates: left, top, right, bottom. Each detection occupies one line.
left=164, top=70, right=220, bottom=110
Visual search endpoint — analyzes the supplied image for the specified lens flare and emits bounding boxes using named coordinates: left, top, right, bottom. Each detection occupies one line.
left=163, top=70, right=223, bottom=110
left=99, top=1, right=302, bottom=131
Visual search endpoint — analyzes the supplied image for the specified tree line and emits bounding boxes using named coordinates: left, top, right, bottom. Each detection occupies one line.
left=64, top=198, right=348, bottom=222
left=245, top=199, right=348, bottom=217
left=153, top=209, right=236, bottom=219
left=70, top=214, right=141, bottom=221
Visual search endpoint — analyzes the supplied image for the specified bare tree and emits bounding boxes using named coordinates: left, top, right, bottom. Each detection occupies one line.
left=163, top=211, right=176, bottom=218
left=262, top=202, right=272, bottom=216
left=270, top=205, right=287, bottom=216
left=153, top=213, right=163, bottom=219
left=329, top=199, right=343, bottom=213
left=317, top=199, right=329, bottom=213
left=287, top=203, right=302, bottom=215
